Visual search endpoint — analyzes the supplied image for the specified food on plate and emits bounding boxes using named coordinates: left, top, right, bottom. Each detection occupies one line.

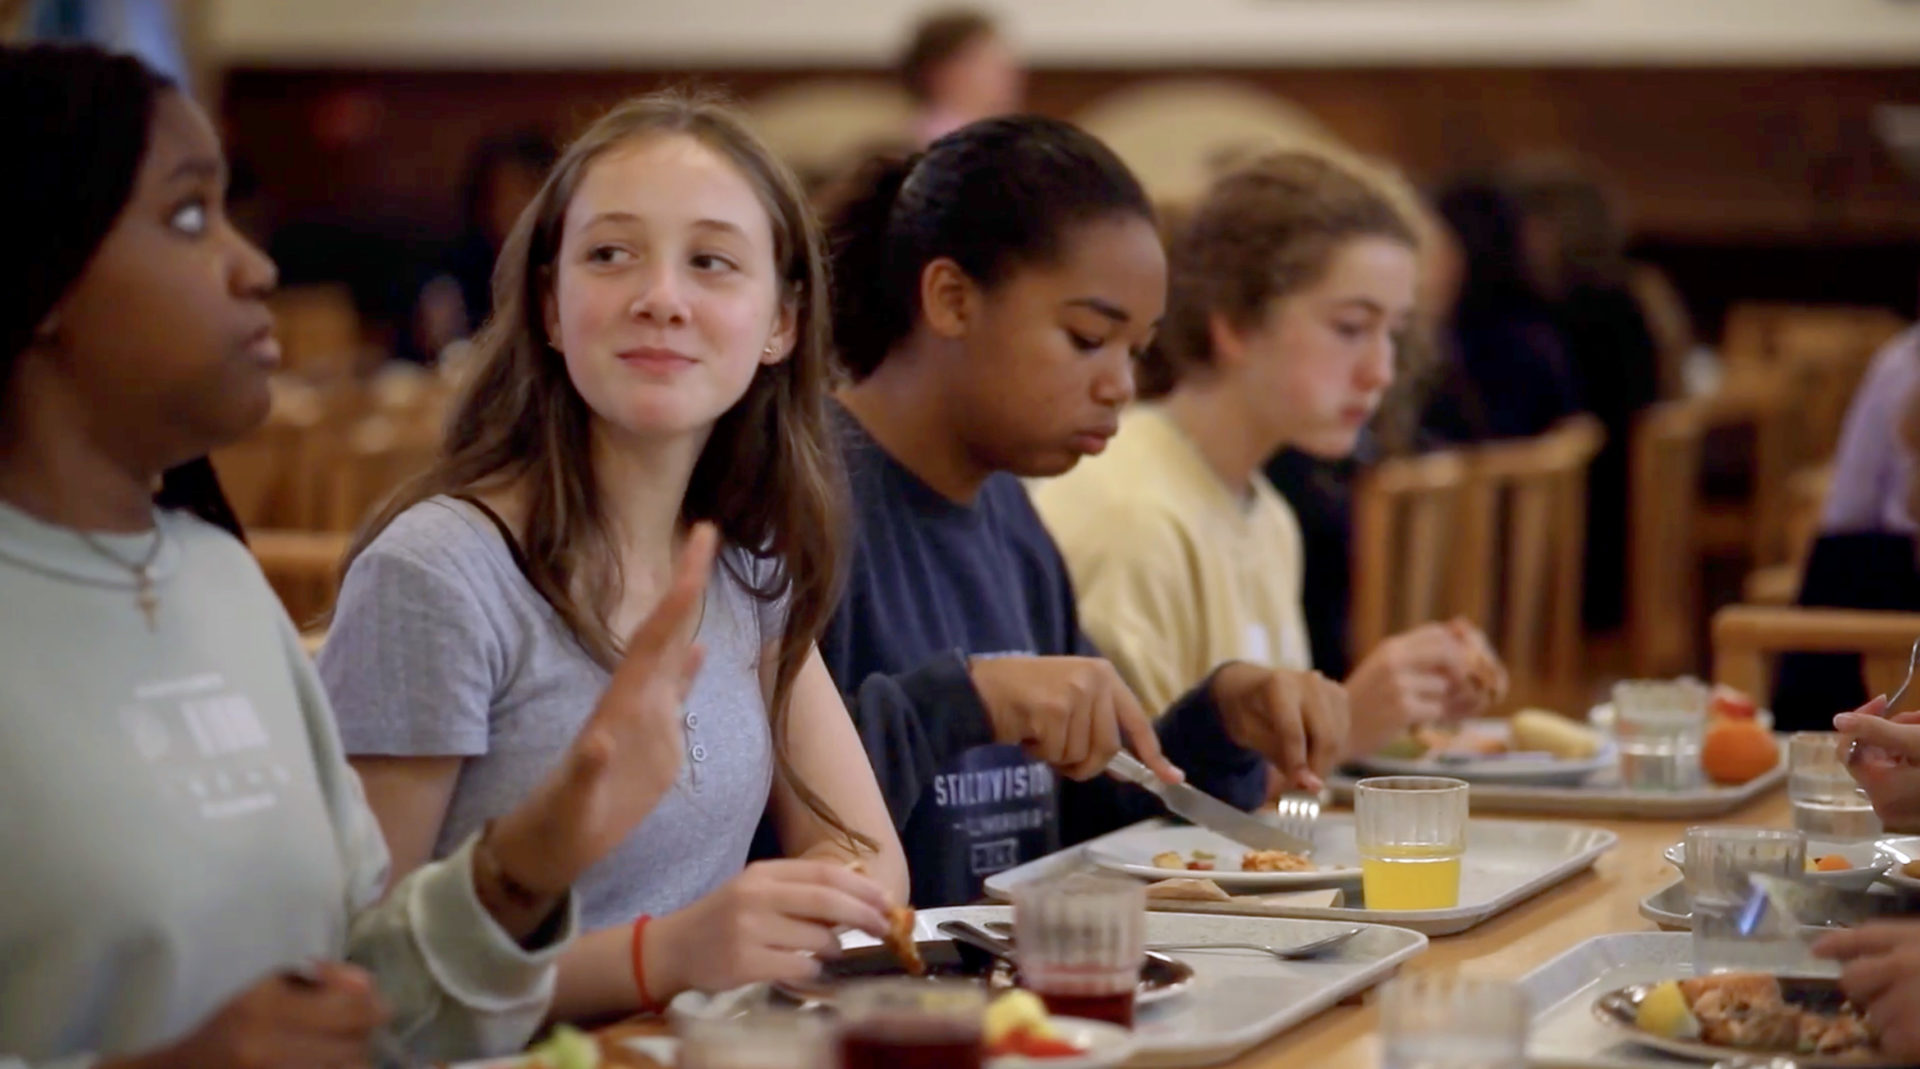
left=1240, top=849, right=1315, bottom=873
left=517, top=1025, right=600, bottom=1069
left=1904, top=858, right=1920, bottom=880
left=883, top=903, right=925, bottom=976
left=1509, top=709, right=1604, bottom=760
left=1144, top=877, right=1231, bottom=901
left=985, top=990, right=1089, bottom=1059
left=1638, top=974, right=1878, bottom=1056
left=1811, top=854, right=1854, bottom=872
left=1700, top=718, right=1780, bottom=785
left=1376, top=723, right=1509, bottom=761
left=1448, top=617, right=1509, bottom=704
left=1149, top=849, right=1314, bottom=873
left=1709, top=684, right=1760, bottom=722
left=1635, top=979, right=1700, bottom=1039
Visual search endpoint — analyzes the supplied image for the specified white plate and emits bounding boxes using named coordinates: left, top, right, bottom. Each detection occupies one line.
left=1084, top=825, right=1361, bottom=890
left=1348, top=718, right=1618, bottom=786
left=992, top=1017, right=1136, bottom=1069
left=1875, top=835, right=1920, bottom=890
left=1663, top=837, right=1892, bottom=892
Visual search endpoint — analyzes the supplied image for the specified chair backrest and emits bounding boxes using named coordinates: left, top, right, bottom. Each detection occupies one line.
left=208, top=376, right=326, bottom=529
left=317, top=413, right=443, bottom=533
left=1349, top=448, right=1474, bottom=661
left=267, top=284, right=363, bottom=381
left=1712, top=605, right=1920, bottom=713
left=1458, top=416, right=1606, bottom=713
left=1629, top=400, right=1707, bottom=677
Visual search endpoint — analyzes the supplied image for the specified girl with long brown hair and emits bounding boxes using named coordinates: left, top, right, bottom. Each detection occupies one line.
left=318, top=92, right=906, bottom=1019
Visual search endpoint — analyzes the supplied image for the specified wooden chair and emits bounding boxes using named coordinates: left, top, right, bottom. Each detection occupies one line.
left=1742, top=464, right=1833, bottom=606
left=1693, top=364, right=1795, bottom=565
left=1458, top=416, right=1606, bottom=714
left=250, top=528, right=352, bottom=630
left=267, top=284, right=363, bottom=381
left=1629, top=400, right=1707, bottom=677
left=209, top=376, right=327, bottom=529
left=1349, top=448, right=1474, bottom=662
left=316, top=413, right=442, bottom=533
left=1712, top=605, right=1920, bottom=713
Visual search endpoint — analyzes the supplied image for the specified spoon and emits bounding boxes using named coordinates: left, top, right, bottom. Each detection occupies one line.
left=979, top=920, right=1363, bottom=960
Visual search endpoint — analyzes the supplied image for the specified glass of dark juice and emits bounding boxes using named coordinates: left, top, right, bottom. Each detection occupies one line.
left=837, top=978, right=986, bottom=1069
left=1011, top=872, right=1145, bottom=1028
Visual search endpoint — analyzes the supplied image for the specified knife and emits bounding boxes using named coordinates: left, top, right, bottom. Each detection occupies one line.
left=1106, top=751, right=1314, bottom=854
left=1735, top=872, right=1914, bottom=936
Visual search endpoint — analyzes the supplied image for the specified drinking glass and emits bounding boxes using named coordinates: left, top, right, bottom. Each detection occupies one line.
left=837, top=978, right=986, bottom=1069
left=1354, top=776, right=1469, bottom=910
left=680, top=1008, right=832, bottom=1069
left=1788, top=732, right=1881, bottom=840
left=1684, top=826, right=1806, bottom=973
left=1613, top=679, right=1709, bottom=790
left=1010, top=871, right=1145, bottom=1028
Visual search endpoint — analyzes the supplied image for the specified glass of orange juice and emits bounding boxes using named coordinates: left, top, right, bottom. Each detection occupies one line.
left=1355, top=776, right=1469, bottom=910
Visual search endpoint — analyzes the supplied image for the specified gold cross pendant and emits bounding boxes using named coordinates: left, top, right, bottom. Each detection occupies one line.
left=135, top=575, right=158, bottom=631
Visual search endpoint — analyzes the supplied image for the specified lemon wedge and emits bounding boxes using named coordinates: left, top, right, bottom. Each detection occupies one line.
left=986, top=990, right=1056, bottom=1045
left=1635, top=980, right=1700, bottom=1039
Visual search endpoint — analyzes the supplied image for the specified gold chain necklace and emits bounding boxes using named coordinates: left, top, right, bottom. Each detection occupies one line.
left=74, top=527, right=165, bottom=630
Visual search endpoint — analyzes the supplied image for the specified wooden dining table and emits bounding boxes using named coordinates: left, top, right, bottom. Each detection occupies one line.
left=595, top=789, right=1795, bottom=1069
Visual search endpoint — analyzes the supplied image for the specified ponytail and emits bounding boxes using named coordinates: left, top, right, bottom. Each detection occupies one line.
left=825, top=117, right=1154, bottom=382
left=827, top=154, right=918, bottom=380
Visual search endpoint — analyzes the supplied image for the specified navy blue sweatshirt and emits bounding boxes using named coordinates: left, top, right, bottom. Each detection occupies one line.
left=821, top=409, right=1265, bottom=907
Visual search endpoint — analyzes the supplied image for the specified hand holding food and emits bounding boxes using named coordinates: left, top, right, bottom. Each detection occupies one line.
left=642, top=859, right=894, bottom=999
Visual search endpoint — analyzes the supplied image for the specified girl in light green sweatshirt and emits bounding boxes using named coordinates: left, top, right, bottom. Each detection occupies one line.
left=0, top=42, right=732, bottom=1069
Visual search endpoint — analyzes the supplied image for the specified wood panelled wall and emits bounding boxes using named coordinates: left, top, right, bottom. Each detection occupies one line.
left=220, top=64, right=1920, bottom=332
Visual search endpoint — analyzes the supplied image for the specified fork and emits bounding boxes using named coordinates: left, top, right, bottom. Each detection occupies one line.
left=1845, top=635, right=1920, bottom=765
left=1274, top=788, right=1324, bottom=847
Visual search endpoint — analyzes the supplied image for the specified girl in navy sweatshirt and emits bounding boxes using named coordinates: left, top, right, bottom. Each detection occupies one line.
left=816, top=117, right=1350, bottom=906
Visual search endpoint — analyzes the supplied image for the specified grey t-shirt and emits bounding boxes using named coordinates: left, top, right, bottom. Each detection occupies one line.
left=320, top=497, right=780, bottom=930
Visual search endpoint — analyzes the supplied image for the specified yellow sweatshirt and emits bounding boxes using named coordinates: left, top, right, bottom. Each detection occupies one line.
left=1032, top=405, right=1312, bottom=713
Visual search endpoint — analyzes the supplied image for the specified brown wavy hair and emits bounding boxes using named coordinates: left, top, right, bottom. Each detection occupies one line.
left=1144, top=151, right=1420, bottom=400
left=344, top=90, right=868, bottom=851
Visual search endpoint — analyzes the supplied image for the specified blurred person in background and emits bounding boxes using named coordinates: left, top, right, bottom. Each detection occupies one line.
left=1509, top=160, right=1662, bottom=633
left=405, top=130, right=557, bottom=363
left=1771, top=282, right=1920, bottom=730
left=1419, top=176, right=1580, bottom=444
left=899, top=7, right=1025, bottom=147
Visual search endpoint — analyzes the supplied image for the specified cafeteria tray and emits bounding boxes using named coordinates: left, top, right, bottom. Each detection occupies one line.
left=1329, top=755, right=1785, bottom=821
left=668, top=903, right=1427, bottom=1068
left=984, top=816, right=1616, bottom=937
left=1518, top=932, right=1840, bottom=1068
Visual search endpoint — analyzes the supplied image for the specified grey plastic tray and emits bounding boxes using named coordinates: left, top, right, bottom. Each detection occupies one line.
left=984, top=816, right=1616, bottom=937
left=1329, top=757, right=1786, bottom=820
left=666, top=903, right=1427, bottom=1068
left=1519, top=932, right=1840, bottom=1068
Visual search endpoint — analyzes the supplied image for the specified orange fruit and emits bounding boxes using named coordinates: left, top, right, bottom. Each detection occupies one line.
left=1700, top=719, right=1779, bottom=785
left=1814, top=854, right=1853, bottom=872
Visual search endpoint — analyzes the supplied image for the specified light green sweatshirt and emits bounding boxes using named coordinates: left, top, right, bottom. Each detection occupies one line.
left=0, top=500, right=577, bottom=1068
